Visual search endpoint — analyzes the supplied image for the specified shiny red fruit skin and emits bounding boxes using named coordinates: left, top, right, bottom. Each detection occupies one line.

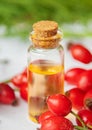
left=66, top=88, right=85, bottom=110
left=84, top=89, right=92, bottom=111
left=41, top=116, right=74, bottom=130
left=47, top=94, right=72, bottom=116
left=70, top=44, right=92, bottom=64
left=0, top=83, right=16, bottom=105
left=11, top=72, right=27, bottom=88
left=77, top=70, right=92, bottom=92
left=39, top=111, right=55, bottom=124
left=22, top=68, right=27, bottom=75
left=20, top=85, right=28, bottom=101
left=65, top=68, right=85, bottom=85
left=76, top=109, right=92, bottom=129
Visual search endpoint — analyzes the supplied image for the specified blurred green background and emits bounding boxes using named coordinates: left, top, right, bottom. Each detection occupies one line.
left=0, top=0, right=92, bottom=38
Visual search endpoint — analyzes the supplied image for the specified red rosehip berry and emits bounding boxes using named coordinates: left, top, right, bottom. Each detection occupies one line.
left=0, top=83, right=17, bottom=105
left=47, top=94, right=72, bottom=116
left=66, top=88, right=85, bottom=110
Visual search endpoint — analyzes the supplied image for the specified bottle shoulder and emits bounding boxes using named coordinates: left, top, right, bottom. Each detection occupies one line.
left=27, top=44, right=64, bottom=65
left=28, top=44, right=63, bottom=53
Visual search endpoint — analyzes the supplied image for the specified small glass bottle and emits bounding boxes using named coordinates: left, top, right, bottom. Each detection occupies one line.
left=27, top=20, right=64, bottom=123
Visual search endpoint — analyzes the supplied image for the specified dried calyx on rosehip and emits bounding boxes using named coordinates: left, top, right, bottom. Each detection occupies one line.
left=84, top=89, right=92, bottom=111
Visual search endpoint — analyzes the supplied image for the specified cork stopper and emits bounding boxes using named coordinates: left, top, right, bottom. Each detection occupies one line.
left=33, top=20, right=58, bottom=38
left=30, top=20, right=62, bottom=49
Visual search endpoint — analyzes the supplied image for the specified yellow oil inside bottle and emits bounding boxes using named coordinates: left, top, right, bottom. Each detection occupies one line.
left=28, top=60, right=64, bottom=123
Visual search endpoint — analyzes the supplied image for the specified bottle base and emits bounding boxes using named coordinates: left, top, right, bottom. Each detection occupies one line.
left=29, top=114, right=39, bottom=123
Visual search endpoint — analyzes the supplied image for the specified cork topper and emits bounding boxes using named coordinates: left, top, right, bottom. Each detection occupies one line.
left=33, top=20, right=58, bottom=38
left=30, top=20, right=62, bottom=49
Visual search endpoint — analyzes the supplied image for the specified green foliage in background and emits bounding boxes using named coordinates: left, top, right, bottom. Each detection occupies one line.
left=0, top=0, right=92, bottom=38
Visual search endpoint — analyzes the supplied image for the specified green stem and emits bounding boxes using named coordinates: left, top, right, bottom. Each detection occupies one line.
left=2, top=79, right=11, bottom=83
left=74, top=125, right=88, bottom=130
left=13, top=88, right=20, bottom=91
left=71, top=111, right=87, bottom=129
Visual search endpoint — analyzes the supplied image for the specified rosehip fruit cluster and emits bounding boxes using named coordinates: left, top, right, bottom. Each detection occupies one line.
left=65, top=42, right=92, bottom=130
left=38, top=94, right=74, bottom=130
left=65, top=68, right=92, bottom=111
left=38, top=94, right=90, bottom=130
left=0, top=67, right=28, bottom=105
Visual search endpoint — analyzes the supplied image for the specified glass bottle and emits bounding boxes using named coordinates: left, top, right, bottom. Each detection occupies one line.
left=27, top=21, right=64, bottom=123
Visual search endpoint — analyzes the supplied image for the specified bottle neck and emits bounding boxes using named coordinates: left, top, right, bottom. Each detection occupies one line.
left=29, top=31, right=62, bottom=49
